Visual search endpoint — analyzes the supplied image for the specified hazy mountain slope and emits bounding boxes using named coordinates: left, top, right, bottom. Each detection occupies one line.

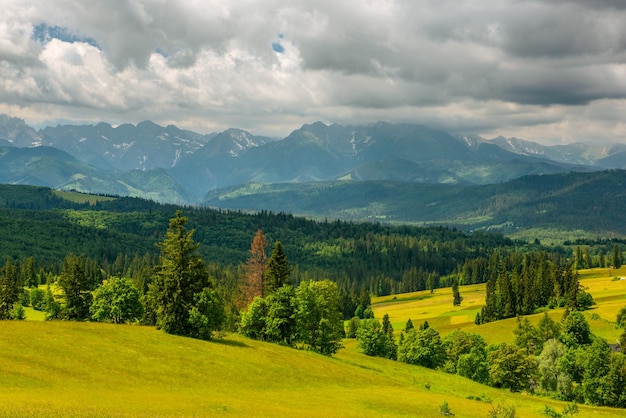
left=40, top=120, right=214, bottom=171
left=0, top=145, right=192, bottom=203
left=2, top=114, right=626, bottom=205
left=204, top=170, right=626, bottom=236
left=169, top=128, right=277, bottom=193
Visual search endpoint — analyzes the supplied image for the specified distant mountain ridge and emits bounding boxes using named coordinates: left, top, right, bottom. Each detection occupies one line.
left=1, top=114, right=626, bottom=205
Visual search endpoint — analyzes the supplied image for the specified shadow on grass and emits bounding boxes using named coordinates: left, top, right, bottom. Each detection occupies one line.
left=211, top=338, right=250, bottom=348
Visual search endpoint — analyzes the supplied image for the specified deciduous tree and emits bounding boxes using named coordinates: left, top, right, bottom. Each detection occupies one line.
left=398, top=327, right=446, bottom=369
left=488, top=342, right=537, bottom=392
left=294, top=280, right=344, bottom=355
left=90, top=276, right=143, bottom=324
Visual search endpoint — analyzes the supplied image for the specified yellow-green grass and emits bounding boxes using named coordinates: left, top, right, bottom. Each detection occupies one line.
left=372, top=267, right=626, bottom=345
left=0, top=321, right=623, bottom=418
left=52, top=190, right=116, bottom=205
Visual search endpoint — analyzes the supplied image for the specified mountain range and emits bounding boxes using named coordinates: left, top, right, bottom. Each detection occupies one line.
left=1, top=114, right=625, bottom=217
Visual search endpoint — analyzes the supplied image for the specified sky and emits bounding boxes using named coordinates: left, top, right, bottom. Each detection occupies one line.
left=1, top=0, right=626, bottom=144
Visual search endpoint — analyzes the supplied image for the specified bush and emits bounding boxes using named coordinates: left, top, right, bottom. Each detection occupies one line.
left=10, top=303, right=25, bottom=320
left=576, top=291, right=594, bottom=311
left=29, top=288, right=46, bottom=310
left=439, top=400, right=454, bottom=416
left=488, top=404, right=516, bottom=418
left=345, top=316, right=361, bottom=338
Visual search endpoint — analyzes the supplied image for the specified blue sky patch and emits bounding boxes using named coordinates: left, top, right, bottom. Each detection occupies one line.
left=271, top=41, right=285, bottom=53
left=32, top=23, right=100, bottom=48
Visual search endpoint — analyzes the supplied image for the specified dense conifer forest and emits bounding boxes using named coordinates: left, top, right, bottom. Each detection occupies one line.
left=0, top=184, right=624, bottom=322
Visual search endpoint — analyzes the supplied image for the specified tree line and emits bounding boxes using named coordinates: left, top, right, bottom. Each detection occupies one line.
left=350, top=309, right=626, bottom=408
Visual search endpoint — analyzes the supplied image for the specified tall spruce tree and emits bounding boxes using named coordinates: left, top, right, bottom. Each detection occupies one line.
left=0, top=257, right=21, bottom=319
left=59, top=254, right=92, bottom=320
left=265, top=241, right=291, bottom=294
left=612, top=244, right=622, bottom=269
left=452, top=278, right=462, bottom=306
left=147, top=211, right=210, bottom=336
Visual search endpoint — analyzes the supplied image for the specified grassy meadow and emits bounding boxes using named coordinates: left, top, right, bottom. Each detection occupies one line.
left=371, top=266, right=626, bottom=346
left=1, top=266, right=625, bottom=417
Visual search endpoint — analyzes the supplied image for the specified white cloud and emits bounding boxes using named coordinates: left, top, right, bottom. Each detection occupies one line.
left=0, top=0, right=625, bottom=143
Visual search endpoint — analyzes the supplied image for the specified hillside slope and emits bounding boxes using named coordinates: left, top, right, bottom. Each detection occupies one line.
left=0, top=321, right=622, bottom=417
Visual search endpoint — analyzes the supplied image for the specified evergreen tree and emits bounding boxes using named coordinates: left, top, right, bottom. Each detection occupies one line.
left=59, top=254, right=92, bottom=320
left=21, top=256, right=37, bottom=288
left=405, top=318, right=414, bottom=332
left=612, top=244, right=622, bottom=269
left=265, top=241, right=292, bottom=294
left=537, top=312, right=560, bottom=342
left=0, top=257, right=21, bottom=319
left=381, top=313, right=394, bottom=338
left=513, top=316, right=541, bottom=355
left=146, top=211, right=215, bottom=337
left=598, top=250, right=605, bottom=268
left=452, top=278, right=462, bottom=306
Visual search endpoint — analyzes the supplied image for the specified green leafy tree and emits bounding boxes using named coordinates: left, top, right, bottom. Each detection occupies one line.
left=457, top=346, right=489, bottom=384
left=239, top=296, right=269, bottom=340
left=265, top=241, right=292, bottom=294
left=187, top=287, right=225, bottom=340
left=560, top=311, right=592, bottom=348
left=345, top=316, right=361, bottom=338
left=398, top=327, right=446, bottom=369
left=538, top=312, right=561, bottom=342
left=537, top=339, right=568, bottom=393
left=146, top=211, right=218, bottom=337
left=29, top=287, right=46, bottom=311
left=44, top=286, right=61, bottom=320
left=488, top=342, right=538, bottom=392
left=264, top=285, right=296, bottom=345
left=356, top=318, right=397, bottom=359
left=294, top=280, right=344, bottom=356
left=443, top=330, right=488, bottom=381
left=59, top=254, right=93, bottom=320
left=0, top=257, right=21, bottom=319
left=90, top=276, right=143, bottom=324
left=616, top=306, right=626, bottom=329
left=581, top=337, right=612, bottom=405
left=602, top=353, right=626, bottom=408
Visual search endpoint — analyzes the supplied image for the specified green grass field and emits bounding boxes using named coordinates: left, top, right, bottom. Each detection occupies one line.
left=52, top=190, right=116, bottom=205
left=372, top=266, right=626, bottom=345
left=0, top=321, right=624, bottom=418
left=2, top=267, right=625, bottom=417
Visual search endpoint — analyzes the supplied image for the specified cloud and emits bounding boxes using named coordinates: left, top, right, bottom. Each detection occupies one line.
left=0, top=0, right=625, bottom=144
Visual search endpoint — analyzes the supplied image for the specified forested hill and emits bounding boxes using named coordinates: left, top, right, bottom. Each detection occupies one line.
left=204, top=169, right=626, bottom=239
left=0, top=184, right=521, bottom=295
